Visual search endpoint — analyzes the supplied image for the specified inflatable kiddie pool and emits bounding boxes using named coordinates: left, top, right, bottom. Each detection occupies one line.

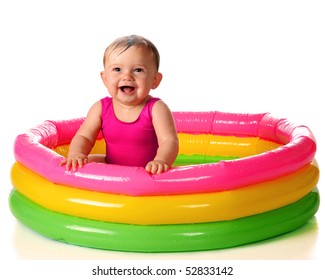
left=9, top=111, right=320, bottom=252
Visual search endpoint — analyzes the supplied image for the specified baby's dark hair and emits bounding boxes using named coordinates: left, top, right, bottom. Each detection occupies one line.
left=103, top=35, right=160, bottom=70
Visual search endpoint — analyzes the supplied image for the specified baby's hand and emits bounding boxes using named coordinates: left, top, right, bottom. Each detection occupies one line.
left=145, top=160, right=169, bottom=175
left=59, top=153, right=88, bottom=172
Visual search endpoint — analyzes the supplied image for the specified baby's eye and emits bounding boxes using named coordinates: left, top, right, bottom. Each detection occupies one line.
left=113, top=67, right=121, bottom=72
left=134, top=68, right=144, bottom=73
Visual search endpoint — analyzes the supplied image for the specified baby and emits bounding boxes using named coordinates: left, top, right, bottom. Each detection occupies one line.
left=60, top=35, right=179, bottom=174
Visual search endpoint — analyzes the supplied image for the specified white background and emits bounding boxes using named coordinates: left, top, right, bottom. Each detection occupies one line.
left=0, top=0, right=324, bottom=278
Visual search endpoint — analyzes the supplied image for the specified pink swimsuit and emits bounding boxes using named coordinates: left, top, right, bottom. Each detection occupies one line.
left=100, top=97, right=160, bottom=167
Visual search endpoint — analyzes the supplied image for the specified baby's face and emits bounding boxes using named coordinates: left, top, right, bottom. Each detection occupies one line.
left=101, top=46, right=162, bottom=106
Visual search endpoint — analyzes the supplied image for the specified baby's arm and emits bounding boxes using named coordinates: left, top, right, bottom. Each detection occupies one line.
left=145, top=100, right=179, bottom=174
left=60, top=101, right=102, bottom=171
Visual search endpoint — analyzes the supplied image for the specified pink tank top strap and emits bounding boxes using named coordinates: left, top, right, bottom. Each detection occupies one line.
left=147, top=97, right=160, bottom=118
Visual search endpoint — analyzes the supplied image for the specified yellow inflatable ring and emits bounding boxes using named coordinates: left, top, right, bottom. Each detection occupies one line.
left=11, top=161, right=319, bottom=225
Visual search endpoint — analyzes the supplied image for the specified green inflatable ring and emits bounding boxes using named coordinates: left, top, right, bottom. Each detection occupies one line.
left=9, top=189, right=319, bottom=252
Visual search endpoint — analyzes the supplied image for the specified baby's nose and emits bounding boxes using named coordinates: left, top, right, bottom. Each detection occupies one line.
left=122, top=71, right=134, bottom=80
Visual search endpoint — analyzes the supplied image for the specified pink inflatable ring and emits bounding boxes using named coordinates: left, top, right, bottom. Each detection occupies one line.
left=13, top=111, right=316, bottom=196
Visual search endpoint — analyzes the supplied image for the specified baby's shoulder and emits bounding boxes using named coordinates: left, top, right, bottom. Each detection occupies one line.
left=86, top=100, right=103, bottom=116
left=151, top=99, right=173, bottom=116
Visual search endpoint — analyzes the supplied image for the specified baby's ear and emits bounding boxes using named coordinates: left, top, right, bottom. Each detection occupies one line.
left=152, top=72, right=163, bottom=89
left=100, top=71, right=108, bottom=87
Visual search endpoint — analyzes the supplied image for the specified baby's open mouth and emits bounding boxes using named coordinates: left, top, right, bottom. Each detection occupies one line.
left=120, top=86, right=135, bottom=94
